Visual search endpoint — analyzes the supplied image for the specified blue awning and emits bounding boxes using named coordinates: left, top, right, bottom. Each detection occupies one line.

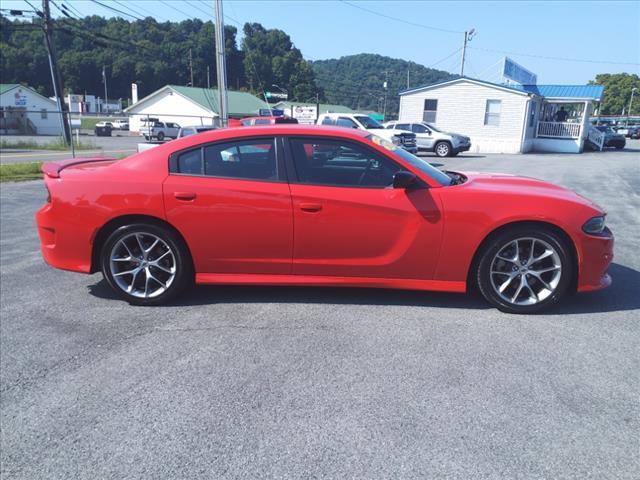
left=509, top=84, right=605, bottom=101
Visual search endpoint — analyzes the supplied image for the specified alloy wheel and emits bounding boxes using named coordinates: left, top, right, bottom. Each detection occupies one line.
left=109, top=232, right=176, bottom=298
left=436, top=143, right=450, bottom=157
left=489, top=237, right=562, bottom=306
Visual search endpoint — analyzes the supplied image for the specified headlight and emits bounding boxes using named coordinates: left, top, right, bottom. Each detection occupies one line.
left=391, top=135, right=401, bottom=145
left=582, top=215, right=606, bottom=235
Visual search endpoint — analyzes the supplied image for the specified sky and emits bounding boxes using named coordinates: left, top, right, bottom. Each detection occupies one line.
left=5, top=0, right=640, bottom=85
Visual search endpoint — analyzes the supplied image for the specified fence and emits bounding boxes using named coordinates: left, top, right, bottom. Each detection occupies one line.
left=536, top=121, right=581, bottom=139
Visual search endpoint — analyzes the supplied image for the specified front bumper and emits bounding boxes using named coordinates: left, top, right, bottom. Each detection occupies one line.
left=402, top=146, right=419, bottom=154
left=576, top=228, right=614, bottom=292
left=454, top=143, right=471, bottom=153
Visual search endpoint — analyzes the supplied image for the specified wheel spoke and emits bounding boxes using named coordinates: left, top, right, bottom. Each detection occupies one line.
left=511, top=275, right=526, bottom=303
left=531, top=249, right=554, bottom=264
left=114, top=267, right=140, bottom=277
left=145, top=239, right=159, bottom=254
left=499, top=273, right=518, bottom=293
left=135, top=234, right=146, bottom=257
left=528, top=271, right=553, bottom=291
left=111, top=256, right=133, bottom=262
left=127, top=268, right=141, bottom=293
left=120, top=240, right=134, bottom=258
left=527, top=239, right=536, bottom=264
left=150, top=262, right=174, bottom=274
left=533, top=265, right=561, bottom=274
left=523, top=276, right=538, bottom=302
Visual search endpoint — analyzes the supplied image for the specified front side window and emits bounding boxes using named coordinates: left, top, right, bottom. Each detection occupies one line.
left=423, top=99, right=438, bottom=123
left=396, top=123, right=411, bottom=131
left=321, top=117, right=336, bottom=126
left=172, top=137, right=278, bottom=181
left=289, top=138, right=402, bottom=188
left=412, top=124, right=428, bottom=134
left=336, top=117, right=358, bottom=129
left=484, top=100, right=502, bottom=126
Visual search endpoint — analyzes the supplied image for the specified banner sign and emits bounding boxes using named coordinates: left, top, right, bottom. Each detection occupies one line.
left=503, top=57, right=537, bottom=85
left=292, top=105, right=317, bottom=124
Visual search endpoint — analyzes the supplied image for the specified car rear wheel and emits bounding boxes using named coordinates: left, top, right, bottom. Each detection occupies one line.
left=476, top=227, right=572, bottom=314
left=435, top=141, right=451, bottom=157
left=101, top=224, right=192, bottom=306
left=157, top=131, right=165, bottom=141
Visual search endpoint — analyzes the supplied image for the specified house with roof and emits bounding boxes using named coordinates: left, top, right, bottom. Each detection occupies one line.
left=0, top=83, right=63, bottom=135
left=124, top=85, right=270, bottom=133
left=398, top=77, right=605, bottom=153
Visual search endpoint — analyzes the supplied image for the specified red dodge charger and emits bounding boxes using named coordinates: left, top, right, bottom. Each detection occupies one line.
left=36, top=125, right=613, bottom=313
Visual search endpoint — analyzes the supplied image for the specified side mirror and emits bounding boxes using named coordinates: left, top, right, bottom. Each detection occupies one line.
left=393, top=170, right=418, bottom=189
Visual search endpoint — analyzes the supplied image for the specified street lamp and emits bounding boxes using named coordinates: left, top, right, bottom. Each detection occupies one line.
left=628, top=87, right=637, bottom=125
left=271, top=84, right=288, bottom=95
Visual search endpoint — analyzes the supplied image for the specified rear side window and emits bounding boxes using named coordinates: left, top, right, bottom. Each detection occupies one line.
left=321, top=117, right=336, bottom=126
left=177, top=149, right=202, bottom=174
left=253, top=119, right=271, bottom=125
left=172, top=137, right=278, bottom=181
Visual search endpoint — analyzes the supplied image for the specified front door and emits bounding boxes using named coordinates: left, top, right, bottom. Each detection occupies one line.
left=286, top=137, right=443, bottom=279
left=163, top=136, right=293, bottom=274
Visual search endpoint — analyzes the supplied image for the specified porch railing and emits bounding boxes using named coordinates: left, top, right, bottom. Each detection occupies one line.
left=536, top=121, right=581, bottom=139
left=587, top=127, right=605, bottom=151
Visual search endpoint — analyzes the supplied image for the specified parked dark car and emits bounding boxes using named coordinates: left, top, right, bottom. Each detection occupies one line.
left=595, top=126, right=626, bottom=149
left=627, top=126, right=640, bottom=139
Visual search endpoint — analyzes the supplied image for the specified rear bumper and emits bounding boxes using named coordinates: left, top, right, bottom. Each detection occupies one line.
left=576, top=228, right=614, bottom=292
left=35, top=203, right=92, bottom=274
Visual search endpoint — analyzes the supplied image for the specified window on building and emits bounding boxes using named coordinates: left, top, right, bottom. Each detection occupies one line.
left=484, top=100, right=502, bottom=126
left=423, top=99, right=438, bottom=123
left=40, top=109, right=48, bottom=119
left=529, top=101, right=537, bottom=127
left=289, top=138, right=402, bottom=188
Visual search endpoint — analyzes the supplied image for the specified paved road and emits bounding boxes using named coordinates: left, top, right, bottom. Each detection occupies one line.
left=0, top=135, right=141, bottom=164
left=1, top=150, right=639, bottom=479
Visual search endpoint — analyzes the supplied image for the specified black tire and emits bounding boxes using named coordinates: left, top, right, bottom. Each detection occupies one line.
left=475, top=226, right=573, bottom=314
left=615, top=145, right=624, bottom=150
left=101, top=223, right=193, bottom=306
left=434, top=141, right=451, bottom=157
left=144, top=135, right=150, bottom=141
left=157, top=131, right=165, bottom=141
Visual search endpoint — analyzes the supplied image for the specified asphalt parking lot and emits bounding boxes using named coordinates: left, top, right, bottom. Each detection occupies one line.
left=1, top=145, right=639, bottom=479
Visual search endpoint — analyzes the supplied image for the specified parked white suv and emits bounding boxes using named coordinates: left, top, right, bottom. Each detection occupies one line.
left=139, top=121, right=181, bottom=141
left=383, top=121, right=471, bottom=157
left=317, top=113, right=418, bottom=154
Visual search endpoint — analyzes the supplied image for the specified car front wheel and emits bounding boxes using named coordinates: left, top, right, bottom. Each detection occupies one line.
left=435, top=141, right=451, bottom=157
left=101, top=223, right=193, bottom=305
left=476, top=227, right=573, bottom=313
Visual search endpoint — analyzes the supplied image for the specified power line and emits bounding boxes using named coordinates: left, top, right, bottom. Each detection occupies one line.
left=112, top=0, right=155, bottom=21
left=88, top=0, right=142, bottom=21
left=339, top=0, right=462, bottom=35
left=158, top=0, right=191, bottom=20
left=469, top=46, right=640, bottom=66
left=184, top=0, right=212, bottom=18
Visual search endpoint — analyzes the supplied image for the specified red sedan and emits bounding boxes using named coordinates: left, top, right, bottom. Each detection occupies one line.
left=35, top=125, right=613, bottom=313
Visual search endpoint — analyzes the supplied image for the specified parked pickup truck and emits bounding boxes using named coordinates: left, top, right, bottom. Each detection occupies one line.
left=139, top=121, right=181, bottom=141
left=317, top=113, right=418, bottom=154
left=383, top=121, right=471, bottom=157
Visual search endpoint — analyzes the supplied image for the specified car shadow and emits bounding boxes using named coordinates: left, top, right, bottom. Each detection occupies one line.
left=87, top=262, right=640, bottom=314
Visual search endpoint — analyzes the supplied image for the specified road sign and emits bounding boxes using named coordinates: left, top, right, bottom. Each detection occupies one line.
left=265, top=91, right=288, bottom=102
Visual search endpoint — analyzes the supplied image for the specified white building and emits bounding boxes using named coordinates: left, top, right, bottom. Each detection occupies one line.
left=0, top=83, right=63, bottom=136
left=67, top=94, right=121, bottom=114
left=398, top=77, right=605, bottom=154
left=124, top=85, right=270, bottom=132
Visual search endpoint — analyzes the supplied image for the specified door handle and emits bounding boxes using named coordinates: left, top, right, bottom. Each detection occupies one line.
left=299, top=202, right=322, bottom=213
left=174, top=191, right=196, bottom=201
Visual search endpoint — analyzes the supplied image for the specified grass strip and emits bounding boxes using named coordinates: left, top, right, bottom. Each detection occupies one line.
left=0, top=162, right=43, bottom=182
left=0, top=138, right=98, bottom=151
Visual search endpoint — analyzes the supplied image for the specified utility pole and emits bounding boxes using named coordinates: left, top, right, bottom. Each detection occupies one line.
left=628, top=87, right=637, bottom=125
left=207, top=65, right=210, bottom=89
left=407, top=68, right=410, bottom=89
left=42, top=0, right=71, bottom=145
left=102, top=65, right=108, bottom=114
left=188, top=48, right=194, bottom=87
left=460, top=28, right=475, bottom=76
left=382, top=71, right=388, bottom=120
left=214, top=0, right=228, bottom=126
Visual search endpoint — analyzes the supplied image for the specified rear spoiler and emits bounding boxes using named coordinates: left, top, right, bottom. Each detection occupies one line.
left=41, top=157, right=117, bottom=178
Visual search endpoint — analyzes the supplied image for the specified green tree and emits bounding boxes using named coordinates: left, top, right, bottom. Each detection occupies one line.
left=589, top=73, right=640, bottom=116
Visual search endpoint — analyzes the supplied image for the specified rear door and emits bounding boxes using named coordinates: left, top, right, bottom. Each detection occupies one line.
left=163, top=136, right=293, bottom=275
left=285, top=136, right=443, bottom=279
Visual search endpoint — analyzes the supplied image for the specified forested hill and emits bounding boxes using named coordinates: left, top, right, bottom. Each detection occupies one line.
left=312, top=54, right=455, bottom=116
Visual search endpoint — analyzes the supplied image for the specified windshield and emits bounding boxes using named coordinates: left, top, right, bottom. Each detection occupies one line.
left=356, top=115, right=384, bottom=129
left=367, top=134, right=452, bottom=186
